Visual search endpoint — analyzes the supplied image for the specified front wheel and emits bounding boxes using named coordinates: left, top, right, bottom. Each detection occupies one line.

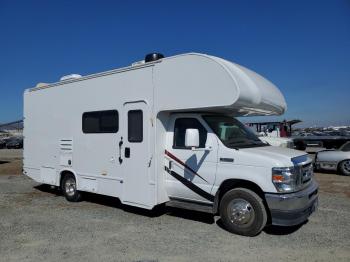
left=339, top=160, right=350, bottom=176
left=62, top=174, right=82, bottom=202
left=219, top=188, right=267, bottom=237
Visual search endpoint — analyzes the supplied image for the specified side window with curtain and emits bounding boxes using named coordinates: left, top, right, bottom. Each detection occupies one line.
left=82, top=110, right=119, bottom=133
left=173, top=118, right=207, bottom=149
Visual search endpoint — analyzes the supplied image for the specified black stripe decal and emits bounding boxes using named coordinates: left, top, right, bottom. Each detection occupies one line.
left=165, top=150, right=209, bottom=183
left=165, top=166, right=214, bottom=202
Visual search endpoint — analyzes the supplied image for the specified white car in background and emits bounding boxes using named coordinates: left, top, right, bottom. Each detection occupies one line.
left=315, top=141, right=350, bottom=176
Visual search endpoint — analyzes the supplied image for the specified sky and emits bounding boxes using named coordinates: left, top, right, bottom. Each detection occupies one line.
left=0, top=0, right=349, bottom=127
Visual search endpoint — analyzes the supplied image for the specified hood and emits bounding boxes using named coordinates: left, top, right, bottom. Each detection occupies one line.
left=259, top=136, right=293, bottom=148
left=259, top=137, right=292, bottom=142
left=240, top=146, right=307, bottom=167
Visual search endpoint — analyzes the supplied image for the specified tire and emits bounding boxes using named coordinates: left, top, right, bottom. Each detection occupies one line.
left=339, top=160, right=350, bottom=176
left=61, top=174, right=82, bottom=202
left=294, top=140, right=306, bottom=151
left=219, top=188, right=267, bottom=236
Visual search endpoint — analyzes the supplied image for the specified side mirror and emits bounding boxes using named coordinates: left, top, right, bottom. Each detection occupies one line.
left=185, top=128, right=200, bottom=148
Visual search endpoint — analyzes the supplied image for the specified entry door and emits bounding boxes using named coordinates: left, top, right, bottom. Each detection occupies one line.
left=121, top=101, right=153, bottom=207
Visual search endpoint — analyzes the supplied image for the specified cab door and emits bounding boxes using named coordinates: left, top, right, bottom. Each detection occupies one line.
left=165, top=115, right=219, bottom=203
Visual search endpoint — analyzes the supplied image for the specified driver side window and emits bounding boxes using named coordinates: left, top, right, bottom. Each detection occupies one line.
left=173, top=118, right=207, bottom=149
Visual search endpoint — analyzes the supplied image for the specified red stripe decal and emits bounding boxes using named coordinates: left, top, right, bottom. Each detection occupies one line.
left=165, top=150, right=209, bottom=183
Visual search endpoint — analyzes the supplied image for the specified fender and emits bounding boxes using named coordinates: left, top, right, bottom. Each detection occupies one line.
left=212, top=178, right=266, bottom=214
left=58, top=168, right=78, bottom=188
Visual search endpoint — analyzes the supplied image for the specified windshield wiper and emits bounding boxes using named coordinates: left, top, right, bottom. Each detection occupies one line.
left=227, top=140, right=267, bottom=149
left=226, top=140, right=248, bottom=145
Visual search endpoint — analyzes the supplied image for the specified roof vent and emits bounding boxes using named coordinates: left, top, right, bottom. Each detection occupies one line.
left=145, top=53, right=164, bottom=63
left=60, top=74, right=82, bottom=81
left=131, top=60, right=145, bottom=67
left=35, top=83, right=49, bottom=88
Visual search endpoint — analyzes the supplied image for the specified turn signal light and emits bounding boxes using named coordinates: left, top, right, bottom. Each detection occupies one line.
left=272, top=174, right=284, bottom=182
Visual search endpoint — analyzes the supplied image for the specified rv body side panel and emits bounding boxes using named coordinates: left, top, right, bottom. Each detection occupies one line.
left=24, top=66, right=157, bottom=208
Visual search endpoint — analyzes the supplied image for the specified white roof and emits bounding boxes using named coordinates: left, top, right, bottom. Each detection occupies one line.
left=29, top=53, right=286, bottom=116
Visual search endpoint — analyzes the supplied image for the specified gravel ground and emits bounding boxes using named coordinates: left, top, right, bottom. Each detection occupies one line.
left=0, top=149, right=23, bottom=175
left=0, top=149, right=350, bottom=262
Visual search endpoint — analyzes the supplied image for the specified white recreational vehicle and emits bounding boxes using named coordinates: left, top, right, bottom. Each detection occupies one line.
left=23, top=53, right=318, bottom=236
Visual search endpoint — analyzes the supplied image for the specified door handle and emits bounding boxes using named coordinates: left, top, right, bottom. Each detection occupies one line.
left=118, top=137, right=123, bottom=164
left=220, top=157, right=234, bottom=163
left=125, top=147, right=130, bottom=158
left=191, top=146, right=213, bottom=152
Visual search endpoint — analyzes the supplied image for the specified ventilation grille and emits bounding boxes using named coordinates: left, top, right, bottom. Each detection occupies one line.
left=60, top=139, right=73, bottom=151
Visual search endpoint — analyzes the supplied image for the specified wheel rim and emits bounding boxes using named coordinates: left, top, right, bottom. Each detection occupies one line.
left=343, top=160, right=350, bottom=173
left=65, top=178, right=76, bottom=197
left=227, top=198, right=255, bottom=225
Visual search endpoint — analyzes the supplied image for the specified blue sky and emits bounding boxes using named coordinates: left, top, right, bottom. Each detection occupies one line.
left=0, top=0, right=349, bottom=127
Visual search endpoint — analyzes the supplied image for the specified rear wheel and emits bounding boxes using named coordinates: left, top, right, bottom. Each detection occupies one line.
left=61, top=174, right=82, bottom=202
left=339, top=160, right=350, bottom=176
left=219, top=188, right=267, bottom=236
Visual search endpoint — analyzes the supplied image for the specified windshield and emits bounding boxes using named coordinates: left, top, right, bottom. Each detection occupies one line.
left=203, top=115, right=268, bottom=149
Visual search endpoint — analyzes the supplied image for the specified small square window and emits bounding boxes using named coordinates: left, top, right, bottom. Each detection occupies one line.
left=128, top=110, right=143, bottom=142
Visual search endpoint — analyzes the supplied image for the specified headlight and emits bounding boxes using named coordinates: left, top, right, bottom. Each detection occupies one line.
left=272, top=167, right=299, bottom=192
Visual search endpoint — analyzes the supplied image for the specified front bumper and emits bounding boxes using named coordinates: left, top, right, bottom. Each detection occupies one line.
left=315, top=161, right=338, bottom=171
left=265, top=180, right=319, bottom=226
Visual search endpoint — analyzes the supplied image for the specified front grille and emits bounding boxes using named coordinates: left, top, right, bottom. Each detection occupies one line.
left=294, top=162, right=313, bottom=189
left=291, top=155, right=313, bottom=191
left=294, top=162, right=313, bottom=190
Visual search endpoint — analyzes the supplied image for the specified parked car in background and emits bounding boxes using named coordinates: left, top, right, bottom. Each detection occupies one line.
left=315, top=141, right=350, bottom=176
left=0, top=139, right=7, bottom=149
left=6, top=137, right=23, bottom=149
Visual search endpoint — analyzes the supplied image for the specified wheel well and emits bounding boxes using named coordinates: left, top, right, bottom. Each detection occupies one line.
left=338, top=159, right=350, bottom=170
left=59, top=170, right=75, bottom=189
left=213, top=179, right=270, bottom=220
left=217, top=179, right=265, bottom=201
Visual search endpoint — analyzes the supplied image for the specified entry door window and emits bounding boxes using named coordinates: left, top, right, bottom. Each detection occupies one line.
left=128, top=110, right=143, bottom=142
